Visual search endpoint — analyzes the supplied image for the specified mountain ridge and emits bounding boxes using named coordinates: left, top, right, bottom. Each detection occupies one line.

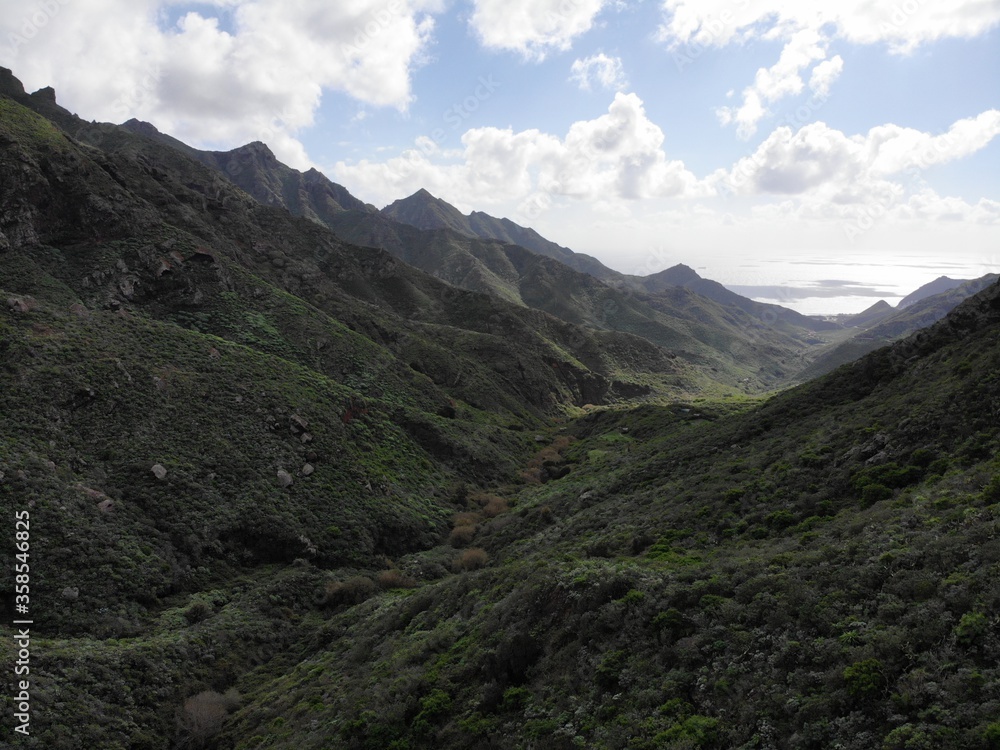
left=383, top=188, right=620, bottom=280
left=3, top=67, right=1000, bottom=750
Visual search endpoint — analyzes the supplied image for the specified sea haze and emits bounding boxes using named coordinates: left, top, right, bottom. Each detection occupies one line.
left=714, top=252, right=997, bottom=316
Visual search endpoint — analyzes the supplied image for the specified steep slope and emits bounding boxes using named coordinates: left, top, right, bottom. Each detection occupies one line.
left=93, top=126, right=839, bottom=391
left=325, top=208, right=828, bottom=392
left=0, top=70, right=698, bottom=746
left=9, top=80, right=696, bottom=410
left=380, top=191, right=838, bottom=340
left=3, top=67, right=1000, bottom=750
left=219, top=276, right=1000, bottom=750
left=118, top=119, right=376, bottom=221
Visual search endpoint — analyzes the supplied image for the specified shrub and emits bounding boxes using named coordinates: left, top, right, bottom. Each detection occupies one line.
left=183, top=600, right=212, bottom=625
left=376, top=569, right=416, bottom=589
left=655, top=715, right=720, bottom=747
left=981, top=475, right=1000, bottom=504
left=452, top=548, right=489, bottom=572
left=955, top=611, right=989, bottom=647
left=983, top=722, right=1000, bottom=749
left=176, top=690, right=239, bottom=748
left=413, top=689, right=452, bottom=736
left=500, top=686, right=531, bottom=712
left=453, top=511, right=479, bottom=527
left=449, top=524, right=478, bottom=548
left=861, top=483, right=893, bottom=506
left=479, top=494, right=509, bottom=518
left=323, top=576, right=377, bottom=607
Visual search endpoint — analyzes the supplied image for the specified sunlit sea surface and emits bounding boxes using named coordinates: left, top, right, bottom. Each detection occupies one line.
left=707, top=251, right=999, bottom=317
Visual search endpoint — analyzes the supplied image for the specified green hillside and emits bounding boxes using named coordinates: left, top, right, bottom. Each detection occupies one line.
left=1, top=68, right=999, bottom=750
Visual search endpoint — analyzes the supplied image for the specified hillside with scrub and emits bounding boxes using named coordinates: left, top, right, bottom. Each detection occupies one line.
left=0, top=68, right=999, bottom=750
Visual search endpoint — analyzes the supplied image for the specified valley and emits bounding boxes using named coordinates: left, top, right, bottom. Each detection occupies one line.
left=1, top=69, right=998, bottom=750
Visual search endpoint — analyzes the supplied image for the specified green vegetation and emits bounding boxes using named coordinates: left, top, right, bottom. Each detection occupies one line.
left=1, top=75, right=1000, bottom=750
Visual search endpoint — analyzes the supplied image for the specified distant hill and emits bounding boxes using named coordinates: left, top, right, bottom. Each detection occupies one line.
left=898, top=275, right=967, bottom=308
left=324, top=208, right=823, bottom=392
left=635, top=263, right=841, bottom=333
left=89, top=136, right=840, bottom=392
left=840, top=299, right=894, bottom=328
left=797, top=273, right=1000, bottom=379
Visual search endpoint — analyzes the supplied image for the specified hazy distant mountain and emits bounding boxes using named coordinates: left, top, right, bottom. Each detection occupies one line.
left=637, top=263, right=841, bottom=333
left=841, top=299, right=894, bottom=328
left=324, top=208, right=823, bottom=391
left=797, top=273, right=1000, bottom=379
left=382, top=191, right=840, bottom=337
left=383, top=188, right=620, bottom=281
left=112, top=114, right=853, bottom=387
left=93, top=151, right=830, bottom=391
left=898, top=275, right=967, bottom=308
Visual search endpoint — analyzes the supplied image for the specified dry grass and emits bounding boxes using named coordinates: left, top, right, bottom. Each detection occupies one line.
left=323, top=575, right=377, bottom=607
left=449, top=524, right=478, bottom=548
left=376, top=569, right=416, bottom=589
left=452, top=547, right=489, bottom=572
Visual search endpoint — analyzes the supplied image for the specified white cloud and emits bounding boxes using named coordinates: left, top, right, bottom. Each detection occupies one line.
left=570, top=53, right=628, bottom=91
left=716, top=28, right=830, bottom=139
left=658, top=0, right=1000, bottom=53
left=717, top=111, right=1000, bottom=206
left=335, top=92, right=703, bottom=210
left=866, top=110, right=1000, bottom=175
left=660, top=0, right=1000, bottom=137
left=469, top=0, right=609, bottom=60
left=0, top=0, right=440, bottom=168
left=808, top=55, right=843, bottom=98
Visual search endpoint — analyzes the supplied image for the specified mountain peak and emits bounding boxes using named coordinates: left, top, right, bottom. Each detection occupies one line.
left=240, top=140, right=275, bottom=156
left=382, top=189, right=470, bottom=234
left=898, top=276, right=966, bottom=308
left=0, top=66, right=26, bottom=98
left=122, top=119, right=162, bottom=137
left=650, top=263, right=702, bottom=284
left=30, top=85, right=56, bottom=103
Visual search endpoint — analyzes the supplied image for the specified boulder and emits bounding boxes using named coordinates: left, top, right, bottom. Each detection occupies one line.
left=151, top=464, right=167, bottom=480
left=277, top=469, right=294, bottom=488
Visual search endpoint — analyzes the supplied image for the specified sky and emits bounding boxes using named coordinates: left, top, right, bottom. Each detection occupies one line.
left=2, top=0, right=999, bottom=313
